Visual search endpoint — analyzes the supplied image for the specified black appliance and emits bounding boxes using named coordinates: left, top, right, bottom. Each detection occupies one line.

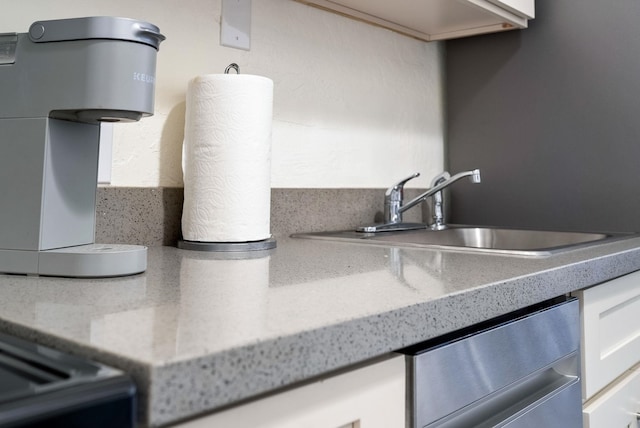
left=0, top=332, right=136, bottom=427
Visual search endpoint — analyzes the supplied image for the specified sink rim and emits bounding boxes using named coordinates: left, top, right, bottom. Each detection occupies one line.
left=292, top=225, right=636, bottom=257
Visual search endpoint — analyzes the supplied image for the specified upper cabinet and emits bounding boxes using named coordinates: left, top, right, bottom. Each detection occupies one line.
left=295, top=0, right=535, bottom=41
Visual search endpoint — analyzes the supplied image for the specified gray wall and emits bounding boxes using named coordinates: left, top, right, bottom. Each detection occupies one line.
left=446, top=0, right=640, bottom=233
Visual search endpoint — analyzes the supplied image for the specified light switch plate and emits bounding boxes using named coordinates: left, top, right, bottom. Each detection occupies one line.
left=221, top=0, right=251, bottom=50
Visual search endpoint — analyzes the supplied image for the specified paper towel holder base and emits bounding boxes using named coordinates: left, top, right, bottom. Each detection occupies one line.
left=177, top=237, right=276, bottom=252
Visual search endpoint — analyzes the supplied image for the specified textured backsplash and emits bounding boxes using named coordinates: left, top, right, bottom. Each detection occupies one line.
left=95, top=187, right=426, bottom=247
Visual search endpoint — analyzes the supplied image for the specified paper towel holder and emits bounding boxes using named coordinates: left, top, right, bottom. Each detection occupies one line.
left=179, top=62, right=275, bottom=253
left=178, top=237, right=277, bottom=252
left=225, top=63, right=240, bottom=74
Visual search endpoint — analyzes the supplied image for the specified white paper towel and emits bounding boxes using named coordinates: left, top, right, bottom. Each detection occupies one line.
left=182, top=73, right=273, bottom=242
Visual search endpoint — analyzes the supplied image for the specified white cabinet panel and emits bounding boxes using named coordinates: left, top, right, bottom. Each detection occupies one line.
left=583, top=367, right=640, bottom=428
left=486, top=0, right=534, bottom=18
left=174, top=355, right=405, bottom=428
left=295, top=0, right=534, bottom=41
left=574, top=271, right=640, bottom=400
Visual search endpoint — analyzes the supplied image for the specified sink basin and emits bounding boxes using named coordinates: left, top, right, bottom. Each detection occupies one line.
left=293, top=226, right=634, bottom=256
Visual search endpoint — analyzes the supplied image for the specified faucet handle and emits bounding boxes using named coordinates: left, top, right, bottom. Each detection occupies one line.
left=384, top=172, right=420, bottom=224
left=385, top=172, right=420, bottom=201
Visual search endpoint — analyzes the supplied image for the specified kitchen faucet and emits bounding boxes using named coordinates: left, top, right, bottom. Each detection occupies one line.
left=357, top=169, right=481, bottom=233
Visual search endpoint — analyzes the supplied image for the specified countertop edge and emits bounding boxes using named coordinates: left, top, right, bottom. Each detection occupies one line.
left=148, top=245, right=640, bottom=426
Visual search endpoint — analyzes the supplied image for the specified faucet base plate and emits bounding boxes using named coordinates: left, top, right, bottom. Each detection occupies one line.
left=356, top=222, right=428, bottom=233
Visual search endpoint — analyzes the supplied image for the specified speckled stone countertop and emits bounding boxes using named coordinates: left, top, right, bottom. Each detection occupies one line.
left=1, top=234, right=640, bottom=426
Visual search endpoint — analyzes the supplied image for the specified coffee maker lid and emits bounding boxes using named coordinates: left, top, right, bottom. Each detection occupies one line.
left=28, top=16, right=165, bottom=50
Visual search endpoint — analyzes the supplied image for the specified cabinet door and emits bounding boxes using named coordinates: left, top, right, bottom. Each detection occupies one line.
left=574, top=271, right=640, bottom=400
left=174, top=355, right=405, bottom=428
left=583, top=368, right=640, bottom=428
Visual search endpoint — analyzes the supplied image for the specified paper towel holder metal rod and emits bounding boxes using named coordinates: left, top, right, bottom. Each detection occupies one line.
left=225, top=63, right=240, bottom=74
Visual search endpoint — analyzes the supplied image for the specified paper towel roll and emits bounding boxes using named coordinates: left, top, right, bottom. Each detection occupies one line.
left=182, top=73, right=273, bottom=242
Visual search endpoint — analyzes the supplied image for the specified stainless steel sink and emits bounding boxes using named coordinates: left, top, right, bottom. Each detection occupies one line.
left=293, top=225, right=634, bottom=256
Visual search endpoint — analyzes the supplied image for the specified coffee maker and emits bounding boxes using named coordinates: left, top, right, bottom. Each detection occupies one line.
left=0, top=17, right=165, bottom=277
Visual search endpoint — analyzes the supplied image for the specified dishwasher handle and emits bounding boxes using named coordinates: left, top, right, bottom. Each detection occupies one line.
left=430, top=352, right=581, bottom=427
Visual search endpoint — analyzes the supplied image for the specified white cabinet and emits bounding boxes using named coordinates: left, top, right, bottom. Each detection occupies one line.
left=573, top=270, right=640, bottom=427
left=489, top=0, right=535, bottom=18
left=583, top=366, right=640, bottom=428
left=574, top=271, right=640, bottom=400
left=173, top=355, right=405, bottom=428
left=294, top=0, right=535, bottom=41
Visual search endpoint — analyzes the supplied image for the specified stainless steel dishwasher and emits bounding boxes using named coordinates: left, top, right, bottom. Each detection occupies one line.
left=402, top=296, right=581, bottom=427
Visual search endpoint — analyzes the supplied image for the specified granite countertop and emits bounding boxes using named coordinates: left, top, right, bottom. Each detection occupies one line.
left=1, top=234, right=640, bottom=426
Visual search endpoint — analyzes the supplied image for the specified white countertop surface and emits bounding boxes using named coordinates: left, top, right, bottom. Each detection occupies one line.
left=1, top=234, right=640, bottom=426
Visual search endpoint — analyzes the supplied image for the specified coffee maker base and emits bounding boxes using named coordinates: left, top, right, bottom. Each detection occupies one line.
left=0, top=244, right=147, bottom=278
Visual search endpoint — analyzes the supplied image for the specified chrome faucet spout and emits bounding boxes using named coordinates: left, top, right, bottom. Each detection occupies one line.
left=356, top=169, right=480, bottom=233
left=399, top=169, right=481, bottom=215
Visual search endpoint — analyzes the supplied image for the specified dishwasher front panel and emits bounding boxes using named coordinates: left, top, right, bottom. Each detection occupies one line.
left=403, top=296, right=581, bottom=428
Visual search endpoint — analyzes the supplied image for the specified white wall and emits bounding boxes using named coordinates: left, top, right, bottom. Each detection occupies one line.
left=2, top=0, right=444, bottom=188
